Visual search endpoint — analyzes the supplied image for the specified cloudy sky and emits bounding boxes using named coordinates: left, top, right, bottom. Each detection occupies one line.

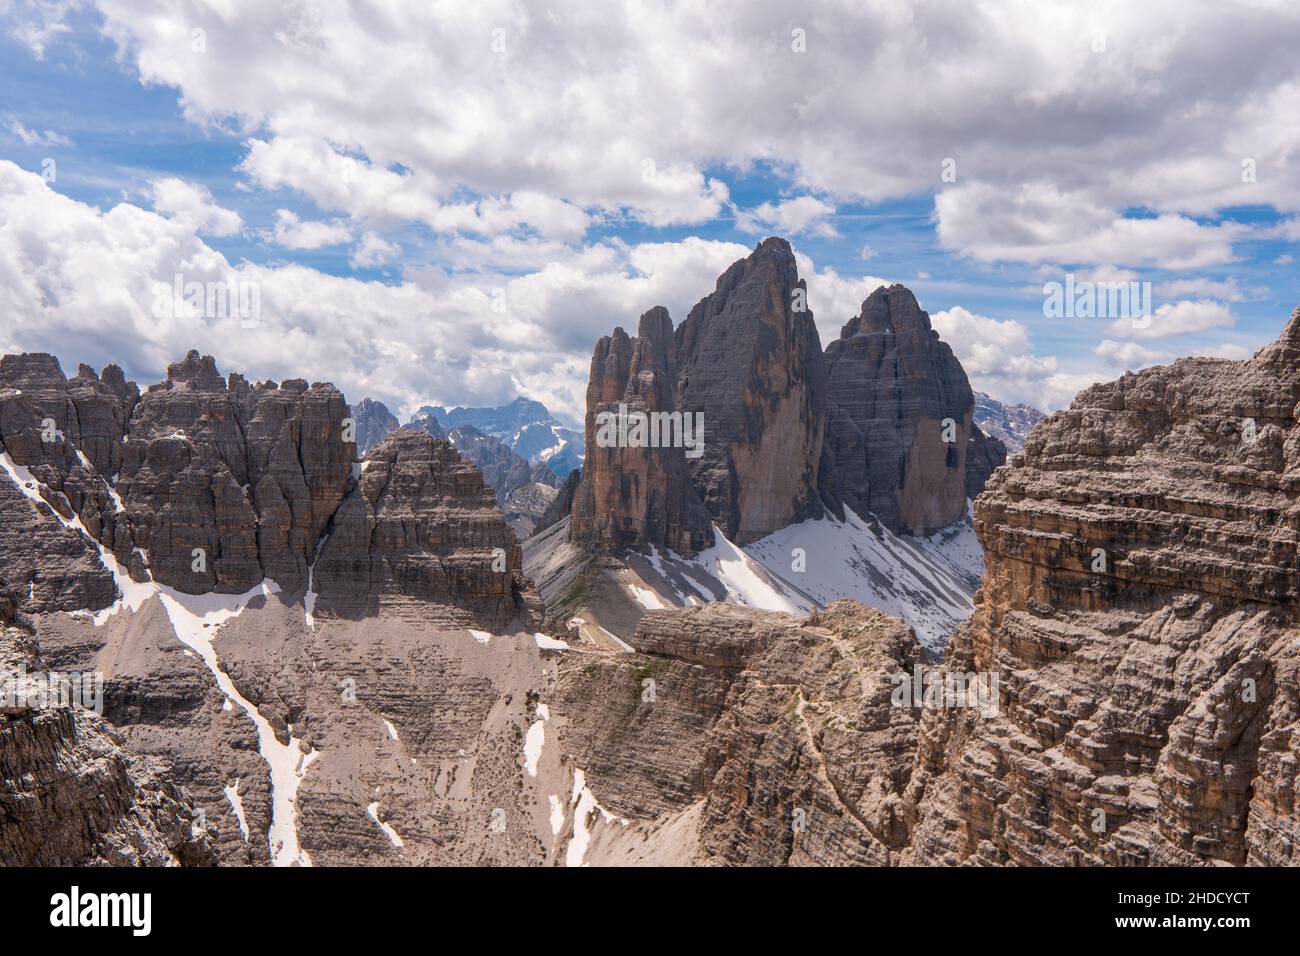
left=2, top=0, right=1299, bottom=423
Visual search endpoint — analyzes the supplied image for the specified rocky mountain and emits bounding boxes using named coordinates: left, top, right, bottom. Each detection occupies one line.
left=1, top=591, right=214, bottom=866
left=522, top=306, right=1300, bottom=865
left=447, top=425, right=560, bottom=537
left=903, top=307, right=1300, bottom=866
left=530, top=240, right=996, bottom=651
left=676, top=237, right=834, bottom=543
left=1, top=351, right=555, bottom=866
left=824, top=284, right=999, bottom=535
left=428, top=397, right=583, bottom=477
left=405, top=406, right=447, bottom=441
left=972, top=391, right=1045, bottom=453
left=3, top=303, right=1295, bottom=868
left=570, top=306, right=713, bottom=556
left=351, top=398, right=400, bottom=454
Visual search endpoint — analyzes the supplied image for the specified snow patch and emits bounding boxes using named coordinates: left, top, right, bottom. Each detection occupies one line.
left=224, top=780, right=250, bottom=842
left=366, top=802, right=404, bottom=848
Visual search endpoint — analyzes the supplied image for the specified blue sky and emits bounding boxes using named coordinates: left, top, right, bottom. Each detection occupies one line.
left=2, top=1, right=1298, bottom=424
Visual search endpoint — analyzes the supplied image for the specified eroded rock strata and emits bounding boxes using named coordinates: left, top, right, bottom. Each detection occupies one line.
left=0, top=592, right=214, bottom=866
left=571, top=307, right=713, bottom=555
left=824, top=284, right=996, bottom=534
left=902, top=308, right=1300, bottom=866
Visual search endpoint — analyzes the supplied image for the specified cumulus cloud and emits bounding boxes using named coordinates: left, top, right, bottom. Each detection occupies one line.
left=1094, top=338, right=1167, bottom=368
left=1104, top=299, right=1234, bottom=340
left=937, top=182, right=1247, bottom=269
left=736, top=196, right=838, bottom=238
left=930, top=305, right=1099, bottom=410
left=350, top=231, right=401, bottom=268
left=149, top=177, right=243, bottom=237
left=66, top=0, right=1300, bottom=270
left=0, top=162, right=804, bottom=422
left=267, top=208, right=351, bottom=249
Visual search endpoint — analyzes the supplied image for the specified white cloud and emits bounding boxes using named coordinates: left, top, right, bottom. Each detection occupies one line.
left=350, top=231, right=401, bottom=268
left=5, top=117, right=71, bottom=148
left=0, top=161, right=795, bottom=423
left=930, top=305, right=1099, bottom=411
left=149, top=177, right=243, bottom=237
left=1104, top=298, right=1234, bottom=340
left=736, top=196, right=837, bottom=238
left=937, top=182, right=1247, bottom=269
left=72, top=0, right=1300, bottom=270
left=267, top=208, right=351, bottom=249
left=1158, top=277, right=1250, bottom=302
left=1094, top=338, right=1167, bottom=368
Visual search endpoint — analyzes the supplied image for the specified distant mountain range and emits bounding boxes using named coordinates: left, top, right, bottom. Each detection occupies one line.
left=972, top=391, right=1045, bottom=452
left=354, top=396, right=583, bottom=477
left=349, top=397, right=576, bottom=537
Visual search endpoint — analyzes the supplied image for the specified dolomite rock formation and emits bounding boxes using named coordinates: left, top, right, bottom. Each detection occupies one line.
left=824, top=284, right=999, bottom=534
left=119, top=351, right=355, bottom=594
left=903, top=309, right=1300, bottom=866
left=554, top=601, right=927, bottom=864
left=571, top=306, right=712, bottom=555
left=1, top=350, right=561, bottom=866
left=535, top=468, right=580, bottom=536
left=448, top=425, right=558, bottom=500
left=351, top=398, right=399, bottom=453
left=0, top=597, right=214, bottom=866
left=675, top=238, right=832, bottom=542
left=314, top=429, right=543, bottom=630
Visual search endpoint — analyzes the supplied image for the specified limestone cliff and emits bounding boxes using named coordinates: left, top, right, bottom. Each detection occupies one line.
left=570, top=307, right=713, bottom=555
left=824, top=284, right=1000, bottom=534
left=903, top=308, right=1300, bottom=865
left=675, top=238, right=832, bottom=543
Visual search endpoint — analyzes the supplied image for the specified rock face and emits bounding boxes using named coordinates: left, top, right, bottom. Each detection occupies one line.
left=1, top=350, right=559, bottom=867
left=426, top=397, right=584, bottom=478
left=118, top=352, right=355, bottom=594
left=555, top=601, right=926, bottom=864
left=405, top=406, right=447, bottom=440
left=0, top=602, right=214, bottom=866
left=824, top=284, right=1001, bottom=534
left=315, top=429, right=541, bottom=630
left=351, top=398, right=399, bottom=453
left=571, top=307, right=713, bottom=555
left=675, top=238, right=832, bottom=543
left=904, top=310, right=1300, bottom=866
left=965, top=424, right=1007, bottom=503
left=535, top=468, right=580, bottom=536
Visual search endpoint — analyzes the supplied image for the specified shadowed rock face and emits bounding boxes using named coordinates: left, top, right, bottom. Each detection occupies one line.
left=315, top=429, right=542, bottom=630
left=965, top=424, right=1007, bottom=503
left=1, top=607, right=214, bottom=866
left=825, top=284, right=1000, bottom=534
left=571, top=306, right=713, bottom=555
left=119, top=352, right=355, bottom=594
left=675, top=238, right=832, bottom=543
left=904, top=309, right=1300, bottom=866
